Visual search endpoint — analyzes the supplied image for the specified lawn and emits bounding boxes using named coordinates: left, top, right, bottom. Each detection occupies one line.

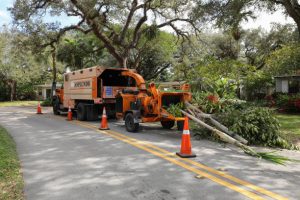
left=276, top=114, right=300, bottom=145
left=0, top=101, right=38, bottom=107
left=0, top=126, right=24, bottom=200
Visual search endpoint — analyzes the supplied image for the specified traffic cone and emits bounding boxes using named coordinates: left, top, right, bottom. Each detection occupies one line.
left=36, top=101, right=42, bottom=114
left=67, top=106, right=72, bottom=121
left=176, top=116, right=196, bottom=158
left=99, top=107, right=109, bottom=130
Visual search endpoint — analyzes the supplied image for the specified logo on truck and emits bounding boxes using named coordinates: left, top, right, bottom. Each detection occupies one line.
left=71, top=80, right=91, bottom=88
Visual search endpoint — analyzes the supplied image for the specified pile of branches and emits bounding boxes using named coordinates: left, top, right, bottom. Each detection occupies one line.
left=183, top=102, right=298, bottom=165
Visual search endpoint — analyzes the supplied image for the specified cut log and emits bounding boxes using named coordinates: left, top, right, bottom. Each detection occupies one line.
left=185, top=102, right=248, bottom=144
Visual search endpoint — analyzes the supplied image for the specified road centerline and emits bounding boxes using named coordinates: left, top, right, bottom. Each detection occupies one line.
left=68, top=120, right=273, bottom=200
left=47, top=113, right=288, bottom=200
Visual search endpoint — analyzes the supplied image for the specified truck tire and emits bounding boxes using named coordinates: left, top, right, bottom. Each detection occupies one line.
left=161, top=121, right=175, bottom=129
left=125, top=113, right=139, bottom=132
left=77, top=103, right=87, bottom=121
left=53, top=98, right=60, bottom=115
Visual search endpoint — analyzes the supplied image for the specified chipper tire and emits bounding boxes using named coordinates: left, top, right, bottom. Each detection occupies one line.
left=161, top=121, right=175, bottom=129
left=125, top=113, right=139, bottom=132
left=177, top=120, right=184, bottom=131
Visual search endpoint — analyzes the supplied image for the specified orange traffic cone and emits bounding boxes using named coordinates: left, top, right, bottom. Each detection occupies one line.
left=36, top=101, right=42, bottom=114
left=176, top=116, right=196, bottom=158
left=67, top=106, right=72, bottom=121
left=99, top=107, right=109, bottom=130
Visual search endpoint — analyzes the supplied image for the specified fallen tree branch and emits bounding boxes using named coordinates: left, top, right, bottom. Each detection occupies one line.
left=185, top=102, right=248, bottom=144
left=181, top=109, right=298, bottom=165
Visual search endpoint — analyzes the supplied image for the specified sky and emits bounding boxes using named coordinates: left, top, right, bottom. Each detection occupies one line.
left=0, top=0, right=295, bottom=32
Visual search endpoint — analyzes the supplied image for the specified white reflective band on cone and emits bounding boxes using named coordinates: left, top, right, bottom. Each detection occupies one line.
left=183, top=130, right=190, bottom=135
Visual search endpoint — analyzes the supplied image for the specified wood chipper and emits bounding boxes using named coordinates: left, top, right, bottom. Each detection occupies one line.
left=114, top=76, right=191, bottom=132
left=53, top=66, right=191, bottom=132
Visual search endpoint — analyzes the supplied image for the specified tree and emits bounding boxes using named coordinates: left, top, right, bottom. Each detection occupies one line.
left=57, top=31, right=105, bottom=70
left=194, top=0, right=300, bottom=39
left=133, top=31, right=177, bottom=80
left=264, top=0, right=300, bottom=37
left=265, top=43, right=300, bottom=75
left=242, top=24, right=298, bottom=69
left=10, top=0, right=201, bottom=68
left=0, top=27, right=49, bottom=101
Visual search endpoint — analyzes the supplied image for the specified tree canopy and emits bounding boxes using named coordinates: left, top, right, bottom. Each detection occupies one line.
left=0, top=0, right=299, bottom=102
left=10, top=0, right=202, bottom=68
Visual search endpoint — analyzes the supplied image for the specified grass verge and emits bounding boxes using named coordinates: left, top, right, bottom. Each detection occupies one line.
left=0, top=101, right=38, bottom=107
left=276, top=114, right=300, bottom=146
left=0, top=126, right=24, bottom=200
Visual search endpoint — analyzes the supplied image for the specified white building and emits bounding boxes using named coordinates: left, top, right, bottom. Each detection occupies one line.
left=274, top=75, right=300, bottom=94
left=36, top=83, right=62, bottom=100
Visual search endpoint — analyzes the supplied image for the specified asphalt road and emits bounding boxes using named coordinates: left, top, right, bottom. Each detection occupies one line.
left=0, top=106, right=299, bottom=200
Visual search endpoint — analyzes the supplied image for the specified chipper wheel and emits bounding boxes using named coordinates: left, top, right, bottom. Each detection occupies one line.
left=161, top=121, right=175, bottom=129
left=177, top=120, right=184, bottom=131
left=125, top=113, right=139, bottom=132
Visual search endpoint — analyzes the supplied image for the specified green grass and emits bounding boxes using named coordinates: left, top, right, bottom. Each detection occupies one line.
left=0, top=126, right=24, bottom=200
left=276, top=114, right=300, bottom=145
left=0, top=101, right=39, bottom=107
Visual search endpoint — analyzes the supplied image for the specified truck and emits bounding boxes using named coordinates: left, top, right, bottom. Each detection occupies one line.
left=53, top=66, right=191, bottom=132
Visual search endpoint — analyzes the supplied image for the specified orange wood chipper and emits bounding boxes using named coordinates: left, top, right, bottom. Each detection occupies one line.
left=53, top=66, right=191, bottom=132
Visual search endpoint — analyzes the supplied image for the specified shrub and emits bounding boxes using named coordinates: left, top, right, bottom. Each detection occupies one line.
left=276, top=93, right=300, bottom=113
left=192, top=92, right=225, bottom=114
left=242, top=70, right=273, bottom=101
left=217, top=106, right=292, bottom=149
left=41, top=98, right=52, bottom=107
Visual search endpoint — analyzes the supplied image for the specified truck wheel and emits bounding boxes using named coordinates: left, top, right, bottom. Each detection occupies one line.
left=177, top=121, right=184, bottom=131
left=53, top=98, right=60, bottom=115
left=161, top=121, right=175, bottom=129
left=77, top=103, right=87, bottom=121
left=125, top=113, right=139, bottom=132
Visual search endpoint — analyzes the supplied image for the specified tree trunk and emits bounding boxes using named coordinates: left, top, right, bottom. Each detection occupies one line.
left=9, top=80, right=16, bottom=101
left=278, top=0, right=300, bottom=40
left=51, top=45, right=57, bottom=103
left=7, top=79, right=16, bottom=101
left=122, top=57, right=128, bottom=68
left=296, top=21, right=300, bottom=40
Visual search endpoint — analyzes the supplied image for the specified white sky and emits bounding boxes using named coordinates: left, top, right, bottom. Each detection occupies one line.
left=242, top=10, right=294, bottom=31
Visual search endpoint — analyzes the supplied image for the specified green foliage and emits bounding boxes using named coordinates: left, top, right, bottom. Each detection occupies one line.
left=136, top=31, right=177, bottom=81
left=0, top=28, right=52, bottom=101
left=218, top=106, right=293, bottom=149
left=57, top=32, right=105, bottom=70
left=192, top=76, right=237, bottom=98
left=242, top=70, right=273, bottom=100
left=255, top=151, right=299, bottom=165
left=276, top=93, right=300, bottom=113
left=41, top=98, right=52, bottom=107
left=0, top=126, right=24, bottom=200
left=166, top=103, right=185, bottom=117
left=192, top=92, right=225, bottom=114
left=266, top=43, right=300, bottom=76
left=193, top=57, right=248, bottom=81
